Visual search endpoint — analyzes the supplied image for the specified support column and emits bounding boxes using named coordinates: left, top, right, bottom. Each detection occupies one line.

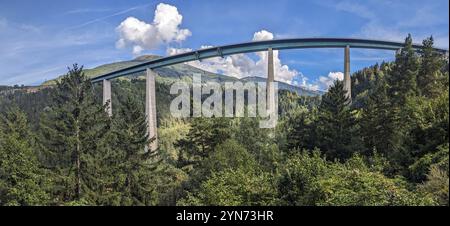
left=344, top=45, right=351, bottom=101
left=103, top=79, right=112, bottom=116
left=266, top=48, right=275, bottom=113
left=146, top=68, right=158, bottom=151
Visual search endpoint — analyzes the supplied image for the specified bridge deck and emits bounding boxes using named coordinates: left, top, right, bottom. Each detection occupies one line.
left=91, top=38, right=448, bottom=83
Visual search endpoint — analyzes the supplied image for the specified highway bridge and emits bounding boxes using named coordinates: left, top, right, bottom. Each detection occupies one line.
left=91, top=37, right=448, bottom=151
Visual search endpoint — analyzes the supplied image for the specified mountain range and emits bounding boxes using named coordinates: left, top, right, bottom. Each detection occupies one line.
left=42, top=55, right=323, bottom=96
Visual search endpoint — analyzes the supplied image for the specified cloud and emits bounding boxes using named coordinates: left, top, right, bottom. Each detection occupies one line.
left=292, top=72, right=320, bottom=91
left=359, top=22, right=407, bottom=41
left=65, top=3, right=152, bottom=31
left=64, top=8, right=112, bottom=15
left=167, top=30, right=305, bottom=86
left=331, top=1, right=406, bottom=41
left=317, top=72, right=344, bottom=90
left=166, top=47, right=192, bottom=56
left=397, top=4, right=446, bottom=28
left=330, top=0, right=449, bottom=46
left=334, top=0, right=375, bottom=20
left=253, top=30, right=274, bottom=41
left=1, top=66, right=65, bottom=85
left=0, top=16, right=121, bottom=85
left=116, top=3, right=191, bottom=55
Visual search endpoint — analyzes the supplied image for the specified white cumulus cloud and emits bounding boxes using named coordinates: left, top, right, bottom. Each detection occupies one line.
left=317, top=71, right=344, bottom=90
left=116, top=3, right=191, bottom=55
left=253, top=30, right=274, bottom=41
left=167, top=30, right=304, bottom=86
left=166, top=47, right=192, bottom=56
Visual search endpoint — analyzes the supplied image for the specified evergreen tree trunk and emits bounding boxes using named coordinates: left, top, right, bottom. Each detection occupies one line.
left=75, top=119, right=81, bottom=199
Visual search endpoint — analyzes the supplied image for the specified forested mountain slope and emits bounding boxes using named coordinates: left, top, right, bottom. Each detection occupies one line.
left=0, top=35, right=448, bottom=206
left=42, top=55, right=322, bottom=96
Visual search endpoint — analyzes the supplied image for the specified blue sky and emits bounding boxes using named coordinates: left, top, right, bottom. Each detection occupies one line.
left=0, top=0, right=448, bottom=89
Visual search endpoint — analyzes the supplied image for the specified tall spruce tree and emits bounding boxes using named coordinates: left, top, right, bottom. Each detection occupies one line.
left=110, top=95, right=159, bottom=205
left=378, top=35, right=421, bottom=174
left=315, top=80, right=358, bottom=160
left=359, top=77, right=403, bottom=158
left=418, top=36, right=445, bottom=98
left=0, top=107, right=50, bottom=205
left=38, top=64, right=110, bottom=204
left=388, top=34, right=420, bottom=106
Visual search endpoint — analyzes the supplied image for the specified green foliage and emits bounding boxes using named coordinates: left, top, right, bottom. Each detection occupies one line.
left=202, top=139, right=257, bottom=174
left=158, top=118, right=190, bottom=163
left=235, top=117, right=281, bottom=171
left=176, top=117, right=233, bottom=166
left=154, top=164, right=189, bottom=206
left=38, top=64, right=111, bottom=204
left=410, top=144, right=449, bottom=182
left=279, top=151, right=435, bottom=206
left=388, top=34, right=420, bottom=105
left=406, top=92, right=449, bottom=161
left=315, top=80, right=360, bottom=160
left=418, top=36, right=446, bottom=98
left=0, top=107, right=50, bottom=205
left=104, top=95, right=161, bottom=205
left=178, top=168, right=279, bottom=206
left=359, top=76, right=402, bottom=157
left=285, top=108, right=316, bottom=152
left=418, top=165, right=449, bottom=206
left=278, top=150, right=328, bottom=205
left=314, top=157, right=434, bottom=206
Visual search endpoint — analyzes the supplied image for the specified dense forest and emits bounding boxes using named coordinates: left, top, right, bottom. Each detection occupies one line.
left=0, top=35, right=448, bottom=206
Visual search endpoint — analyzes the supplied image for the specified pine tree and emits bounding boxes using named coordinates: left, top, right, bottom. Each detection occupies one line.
left=315, top=80, right=358, bottom=160
left=0, top=107, right=50, bottom=205
left=418, top=36, right=445, bottom=98
left=360, top=77, right=403, bottom=157
left=38, top=64, right=110, bottom=204
left=176, top=117, right=232, bottom=166
left=110, top=95, right=160, bottom=205
left=377, top=35, right=422, bottom=175
left=286, top=110, right=315, bottom=151
left=388, top=34, right=420, bottom=106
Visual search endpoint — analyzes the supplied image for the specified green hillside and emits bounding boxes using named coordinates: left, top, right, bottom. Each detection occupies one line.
left=42, top=55, right=322, bottom=96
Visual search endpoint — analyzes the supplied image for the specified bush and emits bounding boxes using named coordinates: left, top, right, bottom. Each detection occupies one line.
left=178, top=168, right=279, bottom=206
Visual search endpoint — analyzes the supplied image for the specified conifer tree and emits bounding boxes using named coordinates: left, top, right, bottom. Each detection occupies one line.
left=360, top=77, right=403, bottom=157
left=286, top=111, right=315, bottom=151
left=110, top=95, right=160, bottom=205
left=315, top=80, right=358, bottom=160
left=38, top=64, right=110, bottom=204
left=0, top=107, right=50, bottom=205
left=388, top=34, right=420, bottom=106
left=418, top=36, right=445, bottom=98
left=176, top=117, right=232, bottom=165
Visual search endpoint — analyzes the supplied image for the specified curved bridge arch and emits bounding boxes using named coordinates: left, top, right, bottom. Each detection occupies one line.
left=91, top=37, right=447, bottom=83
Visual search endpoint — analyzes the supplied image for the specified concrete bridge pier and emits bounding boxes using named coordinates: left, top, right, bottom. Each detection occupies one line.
left=344, top=45, right=351, bottom=101
left=145, top=68, right=158, bottom=151
left=103, top=79, right=112, bottom=116
left=266, top=48, right=275, bottom=113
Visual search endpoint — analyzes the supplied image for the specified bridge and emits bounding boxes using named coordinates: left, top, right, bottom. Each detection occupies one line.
left=91, top=37, right=448, bottom=151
